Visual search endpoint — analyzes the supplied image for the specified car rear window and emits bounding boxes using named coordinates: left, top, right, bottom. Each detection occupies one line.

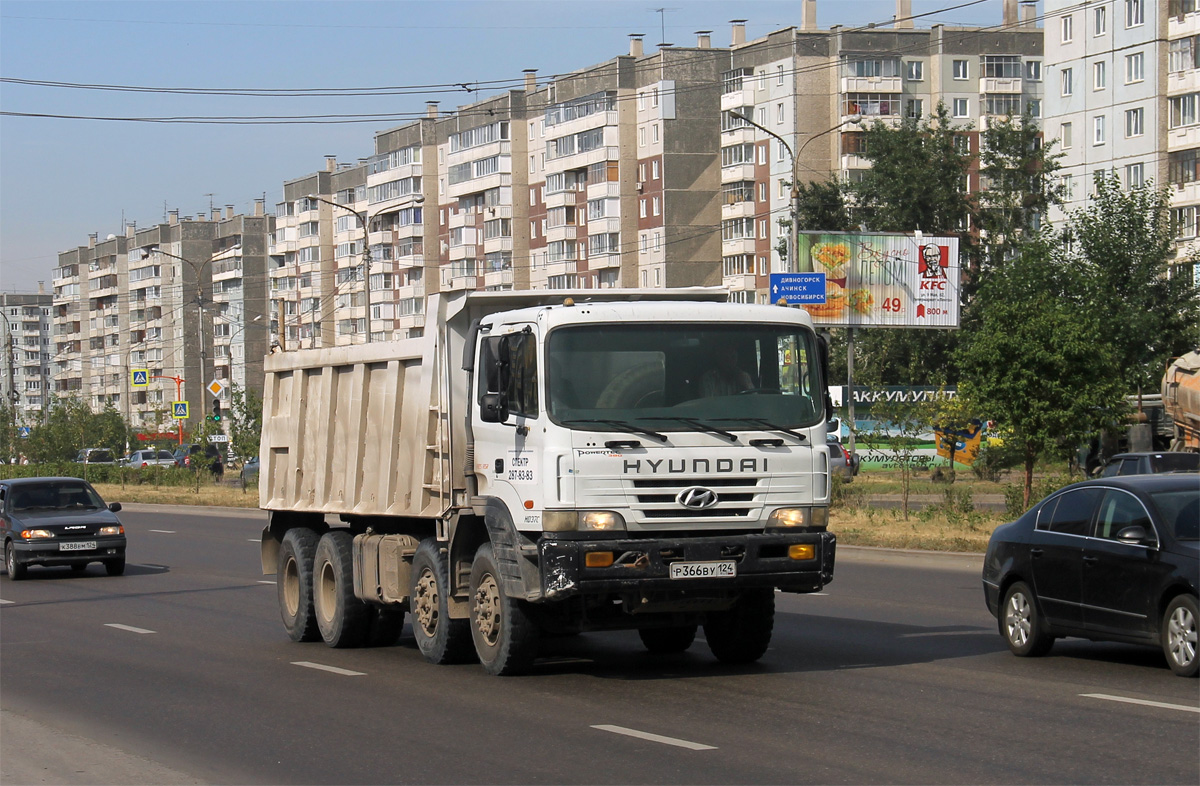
left=1148, top=454, right=1200, bottom=473
left=157, top=451, right=175, bottom=459
left=1150, top=489, right=1200, bottom=540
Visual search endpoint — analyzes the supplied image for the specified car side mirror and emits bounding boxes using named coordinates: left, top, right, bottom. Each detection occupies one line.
left=1115, top=525, right=1153, bottom=546
left=479, top=393, right=509, bottom=424
left=108, top=502, right=122, bottom=513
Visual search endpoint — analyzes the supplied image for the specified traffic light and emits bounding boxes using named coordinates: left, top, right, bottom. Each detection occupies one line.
left=212, top=398, right=222, bottom=422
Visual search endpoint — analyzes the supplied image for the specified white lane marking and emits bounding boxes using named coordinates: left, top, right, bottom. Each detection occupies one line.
left=105, top=623, right=155, bottom=635
left=148, top=530, right=175, bottom=534
left=1081, top=694, right=1200, bottom=714
left=591, top=725, right=716, bottom=751
left=901, top=630, right=992, bottom=638
left=292, top=661, right=365, bottom=677
left=0, top=599, right=13, bottom=605
left=258, top=580, right=276, bottom=585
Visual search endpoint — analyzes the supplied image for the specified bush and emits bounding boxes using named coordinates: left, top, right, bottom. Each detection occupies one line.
left=1002, top=472, right=1080, bottom=518
left=831, top=474, right=869, bottom=510
left=0, top=462, right=218, bottom=488
left=972, top=441, right=1022, bottom=482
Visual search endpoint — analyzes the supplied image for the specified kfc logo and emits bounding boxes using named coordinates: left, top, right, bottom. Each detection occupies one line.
left=918, top=244, right=949, bottom=279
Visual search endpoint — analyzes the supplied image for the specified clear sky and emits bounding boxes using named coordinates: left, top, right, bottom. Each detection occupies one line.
left=0, top=0, right=1027, bottom=293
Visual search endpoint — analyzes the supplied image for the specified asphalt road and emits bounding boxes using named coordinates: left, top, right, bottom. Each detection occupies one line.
left=2, top=505, right=1197, bottom=785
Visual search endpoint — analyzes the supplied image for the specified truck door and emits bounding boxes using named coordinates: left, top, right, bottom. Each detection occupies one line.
left=474, top=325, right=542, bottom=517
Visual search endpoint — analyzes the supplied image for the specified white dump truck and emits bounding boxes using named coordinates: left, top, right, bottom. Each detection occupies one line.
left=260, top=289, right=837, bottom=674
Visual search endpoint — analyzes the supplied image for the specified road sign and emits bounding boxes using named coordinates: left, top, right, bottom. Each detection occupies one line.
left=208, top=434, right=229, bottom=443
left=131, top=369, right=149, bottom=388
left=17, top=426, right=31, bottom=438
left=207, top=379, right=226, bottom=398
left=172, top=401, right=190, bottom=419
left=769, top=272, right=827, bottom=304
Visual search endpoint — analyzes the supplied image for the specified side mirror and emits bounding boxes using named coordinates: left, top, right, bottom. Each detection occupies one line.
left=1115, top=525, right=1153, bottom=546
left=480, top=393, right=509, bottom=424
left=108, top=502, right=122, bottom=513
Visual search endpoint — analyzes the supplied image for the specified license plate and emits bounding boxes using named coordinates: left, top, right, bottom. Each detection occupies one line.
left=59, top=541, right=96, bottom=552
left=669, top=560, right=736, bottom=580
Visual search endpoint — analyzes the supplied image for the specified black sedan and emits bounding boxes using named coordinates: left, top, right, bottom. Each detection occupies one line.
left=1, top=477, right=127, bottom=579
left=983, top=474, right=1199, bottom=677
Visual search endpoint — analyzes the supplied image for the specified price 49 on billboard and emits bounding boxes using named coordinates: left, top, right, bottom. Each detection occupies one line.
left=779, top=232, right=960, bottom=329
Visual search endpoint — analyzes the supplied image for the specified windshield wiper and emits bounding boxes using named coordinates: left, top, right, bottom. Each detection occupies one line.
left=561, top=419, right=668, bottom=442
left=639, top=417, right=737, bottom=441
left=712, top=418, right=807, bottom=441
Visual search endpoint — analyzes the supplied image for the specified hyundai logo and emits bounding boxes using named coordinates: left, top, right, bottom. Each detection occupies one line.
left=676, top=486, right=719, bottom=510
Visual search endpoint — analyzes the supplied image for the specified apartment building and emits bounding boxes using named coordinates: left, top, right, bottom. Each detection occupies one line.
left=1166, top=0, right=1200, bottom=266
left=52, top=208, right=271, bottom=431
left=1, top=291, right=52, bottom=424
left=272, top=167, right=335, bottom=349
left=723, top=1, right=1043, bottom=302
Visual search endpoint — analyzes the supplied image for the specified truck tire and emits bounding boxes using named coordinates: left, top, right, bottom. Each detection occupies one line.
left=278, top=528, right=320, bottom=642
left=366, top=607, right=406, bottom=647
left=469, top=543, right=540, bottom=676
left=313, top=531, right=370, bottom=648
left=703, top=590, right=774, bottom=664
left=638, top=625, right=697, bottom=654
left=410, top=539, right=473, bottom=664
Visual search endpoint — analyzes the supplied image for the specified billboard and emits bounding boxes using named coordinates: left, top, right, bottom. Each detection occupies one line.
left=786, top=232, right=960, bottom=329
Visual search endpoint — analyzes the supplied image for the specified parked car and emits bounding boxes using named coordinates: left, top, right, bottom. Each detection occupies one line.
left=74, top=449, right=117, bottom=465
left=1097, top=451, right=1199, bottom=478
left=1, top=477, right=127, bottom=579
left=827, top=437, right=860, bottom=481
left=982, top=474, right=1199, bottom=677
left=240, top=456, right=260, bottom=486
left=173, top=443, right=217, bottom=468
left=122, top=449, right=177, bottom=468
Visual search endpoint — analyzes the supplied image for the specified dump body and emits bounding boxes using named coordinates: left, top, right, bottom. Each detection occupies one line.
left=1163, top=351, right=1200, bottom=452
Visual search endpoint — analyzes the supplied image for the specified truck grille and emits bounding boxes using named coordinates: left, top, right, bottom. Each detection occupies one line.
left=628, top=476, right=762, bottom=524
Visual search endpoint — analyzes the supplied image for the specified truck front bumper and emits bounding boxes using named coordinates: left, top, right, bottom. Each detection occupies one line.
left=538, top=530, right=835, bottom=601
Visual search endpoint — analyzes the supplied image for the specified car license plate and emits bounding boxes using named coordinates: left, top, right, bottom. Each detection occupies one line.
left=59, top=541, right=96, bottom=552
left=669, top=561, right=736, bottom=580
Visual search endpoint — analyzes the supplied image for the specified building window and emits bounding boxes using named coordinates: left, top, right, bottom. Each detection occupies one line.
left=1125, top=107, right=1144, bottom=137
left=652, top=124, right=659, bottom=143
left=982, top=56, right=1022, bottom=79
left=1169, top=148, right=1200, bottom=185
left=1061, top=14, right=1073, bottom=42
left=1171, top=1, right=1199, bottom=16
left=1126, top=0, right=1143, bottom=27
left=953, top=98, right=969, bottom=118
left=906, top=61, right=924, bottom=81
left=638, top=127, right=646, bottom=147
left=1061, top=68, right=1074, bottom=96
left=1171, top=94, right=1199, bottom=128
left=953, top=59, right=969, bottom=80
left=1093, top=115, right=1106, bottom=145
left=1169, top=38, right=1199, bottom=74
left=777, top=102, right=785, bottom=124
left=843, top=93, right=900, bottom=116
left=639, top=199, right=647, bottom=218
left=1174, top=206, right=1198, bottom=240
left=1025, top=60, right=1042, bottom=81
left=651, top=159, right=660, bottom=179
left=1126, top=52, right=1145, bottom=84
left=1028, top=99, right=1042, bottom=118
left=651, top=88, right=659, bottom=108
left=1126, top=163, right=1144, bottom=189
left=1094, top=6, right=1107, bottom=35
left=1093, top=61, right=1106, bottom=90
left=777, top=64, right=785, bottom=85
left=985, top=94, right=1021, bottom=116
left=1060, top=122, right=1073, bottom=149
left=652, top=197, right=660, bottom=216
left=906, top=99, right=924, bottom=119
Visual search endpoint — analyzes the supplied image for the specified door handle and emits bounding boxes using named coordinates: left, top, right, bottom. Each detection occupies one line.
left=1030, top=548, right=1043, bottom=558
left=1083, top=555, right=1099, bottom=565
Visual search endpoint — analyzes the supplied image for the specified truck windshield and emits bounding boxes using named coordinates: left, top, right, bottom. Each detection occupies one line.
left=546, top=323, right=824, bottom=432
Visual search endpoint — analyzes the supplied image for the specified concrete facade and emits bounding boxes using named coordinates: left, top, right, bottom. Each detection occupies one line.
left=1, top=291, right=52, bottom=425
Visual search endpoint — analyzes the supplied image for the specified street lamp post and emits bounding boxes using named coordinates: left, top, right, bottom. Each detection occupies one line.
left=731, top=112, right=861, bottom=274
left=145, top=245, right=227, bottom=396
left=306, top=194, right=372, bottom=344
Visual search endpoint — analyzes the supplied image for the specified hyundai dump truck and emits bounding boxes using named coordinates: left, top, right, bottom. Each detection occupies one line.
left=259, top=289, right=837, bottom=675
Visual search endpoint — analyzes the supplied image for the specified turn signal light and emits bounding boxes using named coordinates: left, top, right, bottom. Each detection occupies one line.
left=788, top=544, right=815, bottom=561
left=585, top=551, right=614, bottom=568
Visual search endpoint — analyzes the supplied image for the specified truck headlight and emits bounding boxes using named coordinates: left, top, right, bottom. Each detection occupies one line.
left=543, top=510, right=627, bottom=533
left=766, top=507, right=828, bottom=531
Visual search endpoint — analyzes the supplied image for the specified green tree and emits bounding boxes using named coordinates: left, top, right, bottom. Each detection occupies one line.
left=23, top=397, right=131, bottom=464
left=228, top=384, right=262, bottom=464
left=1062, top=172, right=1200, bottom=393
left=793, top=179, right=855, bottom=235
left=863, top=394, right=933, bottom=519
left=957, top=237, right=1126, bottom=507
left=976, top=110, right=1066, bottom=276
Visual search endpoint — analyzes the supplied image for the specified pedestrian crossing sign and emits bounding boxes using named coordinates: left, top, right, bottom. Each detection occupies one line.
left=131, top=369, right=149, bottom=388
left=172, top=401, right=189, bottom=419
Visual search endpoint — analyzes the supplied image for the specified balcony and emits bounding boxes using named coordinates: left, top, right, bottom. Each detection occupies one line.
left=1169, top=11, right=1200, bottom=37
left=721, top=163, right=756, bottom=183
left=482, top=236, right=513, bottom=254
left=544, top=190, right=579, bottom=209
left=588, top=217, right=621, bottom=235
left=1169, top=69, right=1200, bottom=97
left=544, top=225, right=577, bottom=244
left=587, top=181, right=622, bottom=200
left=721, top=238, right=757, bottom=256
left=547, top=111, right=618, bottom=140
left=448, top=209, right=479, bottom=230
left=396, top=283, right=426, bottom=301
left=440, top=270, right=477, bottom=291
left=841, top=153, right=871, bottom=170
left=396, top=312, right=426, bottom=330
left=721, top=89, right=756, bottom=113
left=721, top=201, right=756, bottom=221
left=550, top=145, right=619, bottom=173
left=1171, top=179, right=1200, bottom=207
left=588, top=252, right=621, bottom=270
left=484, top=269, right=514, bottom=288
left=841, top=76, right=902, bottom=94
left=1168, top=124, right=1200, bottom=150
left=447, top=243, right=477, bottom=262
left=544, top=259, right=577, bottom=278
left=981, top=77, right=1023, bottom=94
left=720, top=126, right=756, bottom=147
left=724, top=274, right=757, bottom=291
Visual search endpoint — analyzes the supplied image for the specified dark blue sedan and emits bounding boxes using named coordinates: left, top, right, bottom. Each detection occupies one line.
left=2, top=477, right=127, bottom=579
left=983, top=473, right=1199, bottom=677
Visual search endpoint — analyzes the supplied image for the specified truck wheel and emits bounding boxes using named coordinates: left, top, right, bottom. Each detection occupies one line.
left=703, top=590, right=774, bottom=664
left=366, top=606, right=406, bottom=647
left=638, top=625, right=697, bottom=654
left=313, top=531, right=370, bottom=648
left=469, top=543, right=540, bottom=676
left=278, top=528, right=320, bottom=642
left=410, top=539, right=473, bottom=664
